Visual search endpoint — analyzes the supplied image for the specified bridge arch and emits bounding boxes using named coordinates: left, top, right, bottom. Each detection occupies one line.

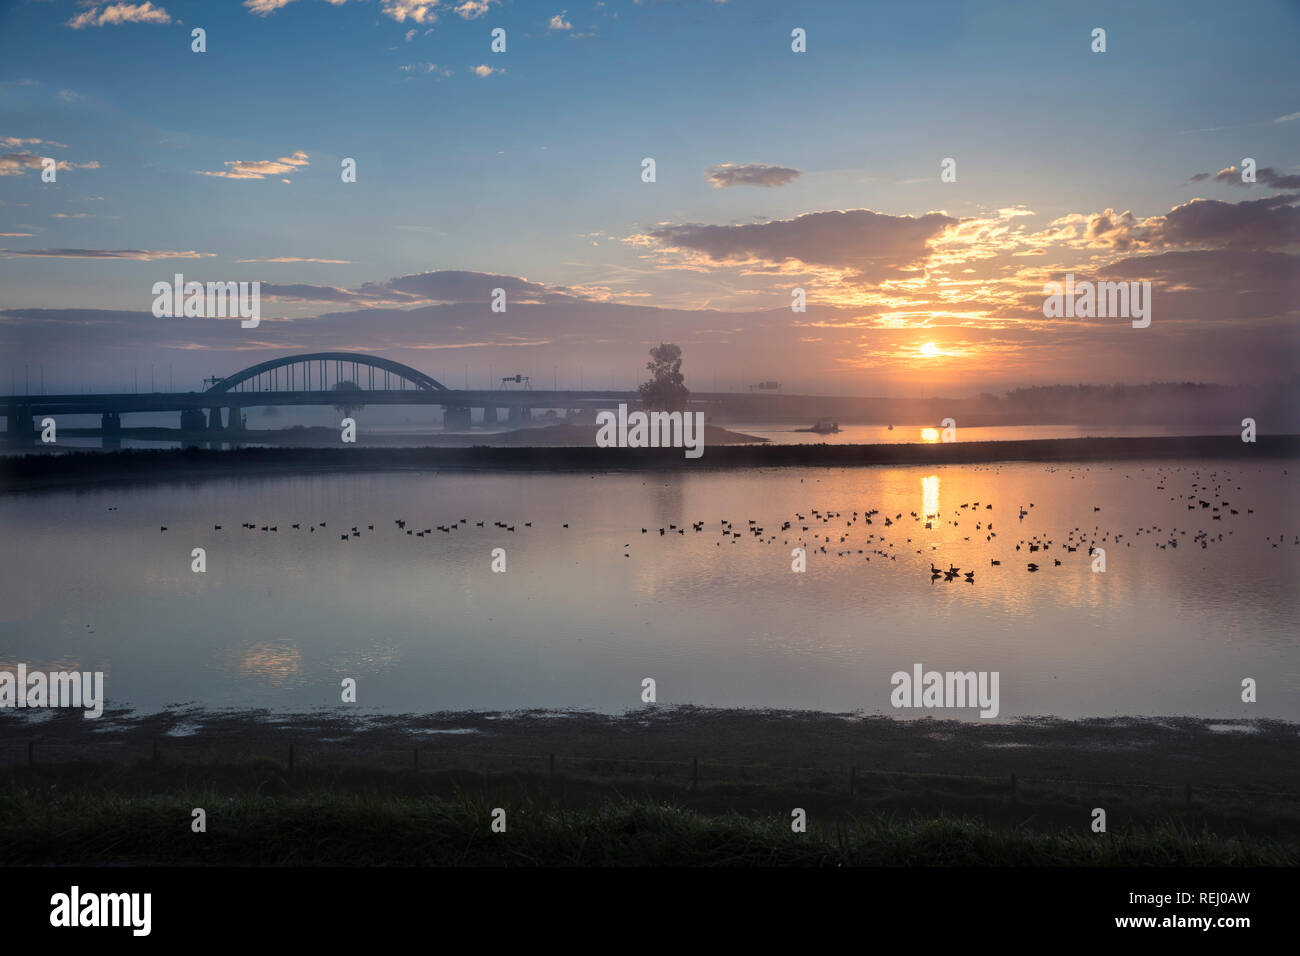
left=204, top=352, right=449, bottom=394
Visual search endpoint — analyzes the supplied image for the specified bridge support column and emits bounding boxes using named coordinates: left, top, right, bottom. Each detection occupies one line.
left=207, top=407, right=224, bottom=431
left=5, top=404, right=36, bottom=445
left=99, top=411, right=121, bottom=449
left=508, top=406, right=533, bottom=425
left=180, top=408, right=206, bottom=432
left=226, top=407, right=243, bottom=431
left=443, top=406, right=471, bottom=430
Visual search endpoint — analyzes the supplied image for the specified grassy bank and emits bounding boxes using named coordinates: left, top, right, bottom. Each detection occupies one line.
left=2, top=755, right=1296, bottom=866
left=5, top=709, right=1297, bottom=864
left=3, top=789, right=1293, bottom=867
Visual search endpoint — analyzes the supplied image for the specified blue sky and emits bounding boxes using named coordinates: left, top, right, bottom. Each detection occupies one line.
left=1, top=0, right=1298, bottom=394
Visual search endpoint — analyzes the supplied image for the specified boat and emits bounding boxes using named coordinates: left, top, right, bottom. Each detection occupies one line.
left=795, top=418, right=840, bottom=434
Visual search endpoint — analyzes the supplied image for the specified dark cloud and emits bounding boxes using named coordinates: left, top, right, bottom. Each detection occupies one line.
left=1100, top=249, right=1300, bottom=323
left=261, top=283, right=370, bottom=304
left=1103, top=248, right=1300, bottom=284
left=647, top=209, right=957, bottom=281
left=1085, top=196, right=1300, bottom=251
left=1157, top=195, right=1300, bottom=248
left=705, top=163, right=802, bottom=188
left=371, top=270, right=588, bottom=303
left=1211, top=165, right=1300, bottom=190
left=261, top=270, right=593, bottom=306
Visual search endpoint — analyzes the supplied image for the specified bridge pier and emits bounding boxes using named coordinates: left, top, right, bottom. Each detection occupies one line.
left=508, top=406, right=533, bottom=425
left=100, top=411, right=122, bottom=449
left=226, top=407, right=243, bottom=431
left=5, top=404, right=36, bottom=445
left=443, top=406, right=471, bottom=430
left=207, top=407, right=225, bottom=431
left=180, top=408, right=207, bottom=432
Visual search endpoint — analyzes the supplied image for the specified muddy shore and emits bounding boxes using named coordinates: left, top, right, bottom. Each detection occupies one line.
left=6, top=706, right=1297, bottom=793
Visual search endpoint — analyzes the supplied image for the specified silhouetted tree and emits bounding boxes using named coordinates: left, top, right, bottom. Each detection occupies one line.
left=638, top=343, right=689, bottom=412
left=331, top=380, right=365, bottom=416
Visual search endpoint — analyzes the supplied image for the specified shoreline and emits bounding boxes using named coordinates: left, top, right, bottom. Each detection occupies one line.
left=3, top=433, right=1296, bottom=493
left=6, top=705, right=1298, bottom=791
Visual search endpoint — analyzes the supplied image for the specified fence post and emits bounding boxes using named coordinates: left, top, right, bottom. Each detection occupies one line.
left=1010, top=772, right=1018, bottom=804
left=850, top=766, right=856, bottom=799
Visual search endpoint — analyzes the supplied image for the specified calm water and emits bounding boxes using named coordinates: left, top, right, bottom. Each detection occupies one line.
left=1, top=461, right=1296, bottom=720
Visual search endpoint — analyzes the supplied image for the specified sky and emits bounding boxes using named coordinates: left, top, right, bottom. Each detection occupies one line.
left=1, top=0, right=1298, bottom=397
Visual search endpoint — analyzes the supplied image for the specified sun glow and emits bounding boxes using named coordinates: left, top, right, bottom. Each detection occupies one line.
left=919, top=342, right=942, bottom=358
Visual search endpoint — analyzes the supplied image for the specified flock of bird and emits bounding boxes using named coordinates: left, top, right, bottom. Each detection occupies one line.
left=146, top=465, right=1294, bottom=579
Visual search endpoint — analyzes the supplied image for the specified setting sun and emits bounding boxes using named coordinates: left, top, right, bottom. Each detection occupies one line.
left=919, top=342, right=941, bottom=358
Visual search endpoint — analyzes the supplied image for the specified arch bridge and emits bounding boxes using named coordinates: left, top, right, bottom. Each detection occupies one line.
left=204, top=352, right=449, bottom=396
left=2, top=351, right=637, bottom=441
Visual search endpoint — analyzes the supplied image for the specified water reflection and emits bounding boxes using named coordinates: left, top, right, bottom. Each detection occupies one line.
left=237, top=642, right=303, bottom=684
left=922, top=475, right=940, bottom=520
left=0, top=462, right=1295, bottom=719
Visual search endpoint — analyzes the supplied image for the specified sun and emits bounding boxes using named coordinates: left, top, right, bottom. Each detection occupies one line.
left=919, top=342, right=941, bottom=358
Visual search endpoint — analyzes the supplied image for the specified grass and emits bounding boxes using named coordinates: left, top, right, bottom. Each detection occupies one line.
left=1, top=757, right=1295, bottom=866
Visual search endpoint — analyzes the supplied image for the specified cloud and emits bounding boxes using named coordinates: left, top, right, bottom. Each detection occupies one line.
left=0, top=153, right=49, bottom=176
left=399, top=62, right=453, bottom=78
left=1211, top=165, right=1300, bottom=190
left=0, top=248, right=214, bottom=259
left=244, top=0, right=299, bottom=14
left=471, top=64, right=502, bottom=77
left=244, top=0, right=447, bottom=22
left=260, top=283, right=364, bottom=304
left=0, top=233, right=36, bottom=238
left=1070, top=196, right=1300, bottom=252
left=454, top=0, right=498, bottom=18
left=1273, top=111, right=1300, bottom=123
left=1097, top=249, right=1300, bottom=326
left=382, top=1, right=440, bottom=23
left=705, top=163, right=802, bottom=189
left=258, top=269, right=598, bottom=306
left=1104, top=248, right=1300, bottom=286
left=0, top=153, right=99, bottom=176
left=194, top=151, right=310, bottom=180
left=548, top=11, right=572, bottom=30
left=68, top=2, right=172, bottom=28
left=374, top=270, right=591, bottom=303
left=1, top=137, right=68, bottom=149
left=235, top=257, right=353, bottom=263
left=642, top=209, right=958, bottom=282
